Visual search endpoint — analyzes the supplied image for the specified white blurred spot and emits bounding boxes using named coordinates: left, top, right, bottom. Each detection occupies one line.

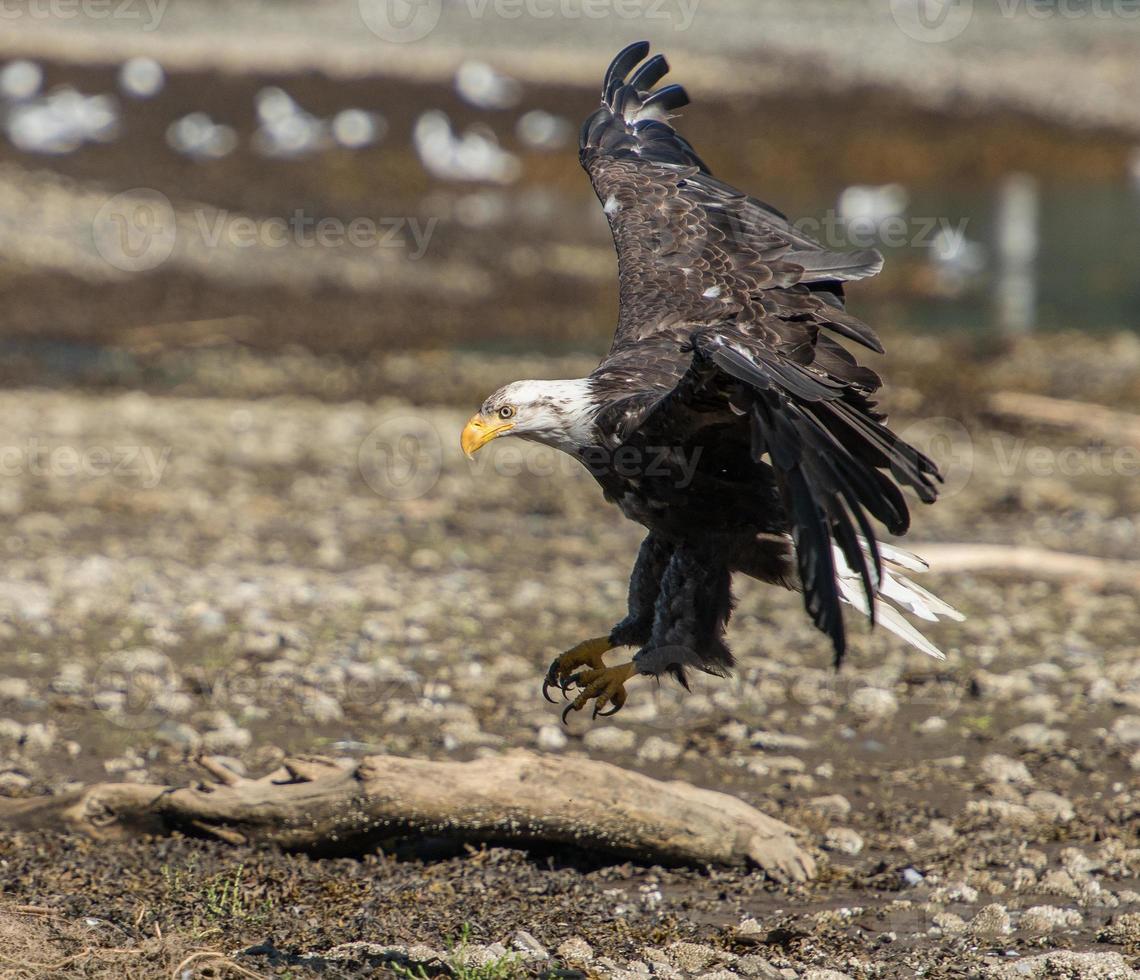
left=331, top=108, right=386, bottom=149
left=166, top=112, right=237, bottom=160
left=838, top=183, right=909, bottom=235
left=253, top=86, right=327, bottom=158
left=455, top=61, right=521, bottom=110
left=118, top=57, right=165, bottom=99
left=931, top=225, right=986, bottom=280
left=6, top=87, right=119, bottom=155
left=414, top=110, right=519, bottom=184
left=515, top=109, right=571, bottom=150
left=0, top=61, right=42, bottom=102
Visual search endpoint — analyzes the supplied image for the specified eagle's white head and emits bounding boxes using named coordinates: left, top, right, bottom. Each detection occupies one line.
left=461, top=378, right=598, bottom=457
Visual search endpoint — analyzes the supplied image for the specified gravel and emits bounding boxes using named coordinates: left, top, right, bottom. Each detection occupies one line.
left=0, top=338, right=1136, bottom=976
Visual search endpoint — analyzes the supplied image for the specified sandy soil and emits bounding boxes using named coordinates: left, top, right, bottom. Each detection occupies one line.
left=0, top=335, right=1136, bottom=977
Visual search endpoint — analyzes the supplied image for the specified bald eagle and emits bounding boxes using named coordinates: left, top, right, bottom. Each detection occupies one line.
left=461, top=42, right=963, bottom=721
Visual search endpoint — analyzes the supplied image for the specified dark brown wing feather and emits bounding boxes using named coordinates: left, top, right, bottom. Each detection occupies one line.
left=583, top=44, right=940, bottom=665
left=581, top=41, right=885, bottom=353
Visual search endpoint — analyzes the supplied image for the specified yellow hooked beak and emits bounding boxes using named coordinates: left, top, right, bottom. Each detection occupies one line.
left=461, top=413, right=515, bottom=458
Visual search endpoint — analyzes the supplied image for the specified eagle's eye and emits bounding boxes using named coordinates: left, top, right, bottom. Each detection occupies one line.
left=498, top=405, right=516, bottom=420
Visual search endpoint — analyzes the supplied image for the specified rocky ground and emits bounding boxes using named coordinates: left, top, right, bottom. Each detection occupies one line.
left=0, top=335, right=1136, bottom=977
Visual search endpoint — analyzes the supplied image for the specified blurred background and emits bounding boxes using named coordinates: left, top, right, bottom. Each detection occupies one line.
left=0, top=2, right=1139, bottom=972
left=0, top=0, right=1137, bottom=383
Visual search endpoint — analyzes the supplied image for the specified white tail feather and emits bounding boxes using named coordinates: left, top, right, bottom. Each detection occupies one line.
left=832, top=541, right=964, bottom=660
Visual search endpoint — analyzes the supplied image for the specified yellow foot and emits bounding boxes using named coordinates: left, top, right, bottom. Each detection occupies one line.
left=542, top=636, right=613, bottom=704
left=561, top=662, right=637, bottom=723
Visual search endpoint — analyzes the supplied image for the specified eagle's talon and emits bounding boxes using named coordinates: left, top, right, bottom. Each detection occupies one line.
left=560, top=662, right=636, bottom=724
left=543, top=636, right=614, bottom=702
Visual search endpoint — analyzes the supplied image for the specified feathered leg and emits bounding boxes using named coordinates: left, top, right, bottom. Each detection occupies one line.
left=634, top=544, right=735, bottom=688
left=559, top=543, right=735, bottom=721
left=547, top=533, right=672, bottom=718
left=610, top=533, right=674, bottom=647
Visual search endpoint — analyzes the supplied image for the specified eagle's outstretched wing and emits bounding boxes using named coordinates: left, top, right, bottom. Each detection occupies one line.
left=584, top=43, right=942, bottom=664
left=581, top=41, right=885, bottom=353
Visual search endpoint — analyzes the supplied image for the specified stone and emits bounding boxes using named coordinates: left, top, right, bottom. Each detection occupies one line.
left=535, top=725, right=567, bottom=751
left=736, top=955, right=782, bottom=978
left=807, top=794, right=852, bottom=818
left=1111, top=716, right=1140, bottom=746
left=980, top=753, right=1034, bottom=786
left=637, top=735, right=681, bottom=763
left=663, top=942, right=728, bottom=973
left=557, top=938, right=593, bottom=964
left=1098, top=912, right=1140, bottom=944
left=582, top=727, right=635, bottom=752
left=991, top=951, right=1140, bottom=978
left=510, top=930, right=548, bottom=960
left=823, top=827, right=864, bottom=856
left=1020, top=906, right=1083, bottom=932
left=849, top=687, right=897, bottom=722
left=1007, top=722, right=1066, bottom=751
left=968, top=903, right=1011, bottom=936
left=1026, top=791, right=1075, bottom=823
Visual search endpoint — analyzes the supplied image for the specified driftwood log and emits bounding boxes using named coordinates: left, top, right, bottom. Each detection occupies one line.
left=987, top=391, right=1140, bottom=448
left=0, top=750, right=815, bottom=882
left=919, top=543, right=1140, bottom=590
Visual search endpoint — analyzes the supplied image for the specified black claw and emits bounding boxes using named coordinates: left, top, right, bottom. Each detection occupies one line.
left=561, top=702, right=577, bottom=725
left=596, top=701, right=622, bottom=717
left=542, top=678, right=557, bottom=704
